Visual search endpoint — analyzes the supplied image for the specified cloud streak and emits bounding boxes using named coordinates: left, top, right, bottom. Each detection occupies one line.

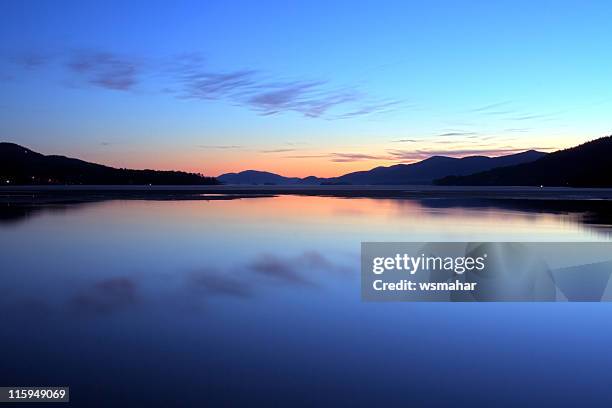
left=197, top=144, right=243, bottom=149
left=334, top=100, right=401, bottom=119
left=387, top=147, right=541, bottom=161
left=510, top=113, right=556, bottom=121
left=190, top=269, right=252, bottom=298
left=249, top=254, right=316, bottom=286
left=284, top=152, right=389, bottom=162
left=247, top=82, right=360, bottom=118
left=259, top=148, right=296, bottom=153
left=168, top=53, right=400, bottom=119
left=7, top=48, right=401, bottom=119
left=71, top=277, right=138, bottom=314
left=438, top=131, right=477, bottom=137
left=469, top=101, right=512, bottom=113
left=11, top=51, right=54, bottom=69
left=67, top=51, right=140, bottom=90
left=180, top=69, right=258, bottom=99
left=330, top=152, right=388, bottom=162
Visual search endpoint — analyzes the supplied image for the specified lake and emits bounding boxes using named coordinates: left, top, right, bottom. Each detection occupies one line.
left=1, top=194, right=612, bottom=406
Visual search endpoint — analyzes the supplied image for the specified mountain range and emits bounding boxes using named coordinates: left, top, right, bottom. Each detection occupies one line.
left=217, top=170, right=323, bottom=185
left=3, top=136, right=611, bottom=187
left=219, top=150, right=546, bottom=185
left=0, top=142, right=219, bottom=185
left=436, top=135, right=612, bottom=187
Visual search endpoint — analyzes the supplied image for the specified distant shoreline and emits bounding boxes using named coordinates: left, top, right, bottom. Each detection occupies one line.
left=3, top=185, right=612, bottom=202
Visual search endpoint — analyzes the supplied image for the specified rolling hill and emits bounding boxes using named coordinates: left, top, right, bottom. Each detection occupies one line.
left=218, top=150, right=545, bottom=185
left=218, top=170, right=323, bottom=185
left=435, top=136, right=612, bottom=187
left=328, top=150, right=545, bottom=185
left=0, top=142, right=219, bottom=185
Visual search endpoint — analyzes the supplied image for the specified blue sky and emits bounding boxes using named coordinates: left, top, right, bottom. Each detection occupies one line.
left=1, top=0, right=611, bottom=176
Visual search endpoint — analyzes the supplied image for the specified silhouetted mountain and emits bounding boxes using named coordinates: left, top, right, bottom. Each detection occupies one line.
left=0, top=142, right=219, bottom=185
left=218, top=170, right=323, bottom=185
left=436, top=136, right=612, bottom=187
left=327, top=150, right=546, bottom=185
left=219, top=151, right=545, bottom=185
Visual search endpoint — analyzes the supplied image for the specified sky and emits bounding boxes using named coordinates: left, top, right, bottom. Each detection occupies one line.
left=0, top=0, right=611, bottom=177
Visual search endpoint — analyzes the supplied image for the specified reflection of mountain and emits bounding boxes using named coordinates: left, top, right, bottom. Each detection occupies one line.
left=218, top=150, right=545, bottom=185
left=3, top=194, right=612, bottom=235
left=0, top=203, right=91, bottom=225
left=436, top=136, right=612, bottom=187
left=414, top=197, right=612, bottom=226
left=0, top=142, right=219, bottom=185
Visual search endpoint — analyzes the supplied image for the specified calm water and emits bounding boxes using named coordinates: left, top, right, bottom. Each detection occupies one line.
left=1, top=195, right=612, bottom=406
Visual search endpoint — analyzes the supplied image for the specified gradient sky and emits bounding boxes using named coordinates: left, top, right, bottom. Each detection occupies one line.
left=1, top=0, right=611, bottom=177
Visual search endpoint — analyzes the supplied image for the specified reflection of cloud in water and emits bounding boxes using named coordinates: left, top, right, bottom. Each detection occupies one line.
left=190, top=269, right=253, bottom=298
left=61, top=251, right=350, bottom=316
left=72, top=277, right=138, bottom=314
left=247, top=251, right=351, bottom=287
left=184, top=251, right=352, bottom=305
left=250, top=254, right=315, bottom=286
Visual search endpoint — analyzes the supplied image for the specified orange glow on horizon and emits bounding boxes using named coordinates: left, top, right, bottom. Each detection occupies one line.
left=73, top=135, right=588, bottom=178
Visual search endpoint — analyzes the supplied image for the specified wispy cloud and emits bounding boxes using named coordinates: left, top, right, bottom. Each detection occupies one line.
left=248, top=254, right=316, bottom=286
left=387, top=147, right=535, bottom=161
left=7, top=48, right=401, bottom=119
left=483, top=110, right=515, bottom=116
left=334, top=100, right=401, bottom=119
left=197, top=144, right=243, bottom=149
left=71, top=277, right=138, bottom=314
left=469, top=101, right=512, bottom=113
left=468, top=100, right=562, bottom=124
left=284, top=154, right=329, bottom=159
left=259, top=148, right=295, bottom=153
left=189, top=269, right=252, bottom=298
left=180, top=69, right=258, bottom=99
left=438, top=131, right=477, bottom=137
left=246, top=81, right=361, bottom=117
left=171, top=53, right=400, bottom=119
left=330, top=152, right=387, bottom=162
left=185, top=251, right=350, bottom=300
left=510, top=113, right=557, bottom=121
left=67, top=51, right=140, bottom=90
left=246, top=251, right=348, bottom=286
left=285, top=152, right=388, bottom=162
left=11, top=51, right=53, bottom=69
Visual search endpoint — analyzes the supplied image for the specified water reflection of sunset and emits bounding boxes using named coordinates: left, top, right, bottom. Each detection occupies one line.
left=81, top=195, right=607, bottom=242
